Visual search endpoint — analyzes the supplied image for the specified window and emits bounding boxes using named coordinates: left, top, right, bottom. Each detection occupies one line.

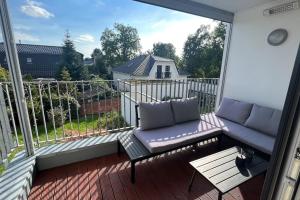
left=165, top=65, right=170, bottom=72
left=165, top=65, right=171, bottom=78
left=27, top=58, right=32, bottom=63
left=156, top=65, right=162, bottom=79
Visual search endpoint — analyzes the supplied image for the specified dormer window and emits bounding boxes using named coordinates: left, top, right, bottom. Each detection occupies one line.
left=156, top=65, right=162, bottom=79
left=165, top=65, right=171, bottom=78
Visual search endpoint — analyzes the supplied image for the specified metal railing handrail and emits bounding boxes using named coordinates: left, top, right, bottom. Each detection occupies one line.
left=0, top=78, right=219, bottom=167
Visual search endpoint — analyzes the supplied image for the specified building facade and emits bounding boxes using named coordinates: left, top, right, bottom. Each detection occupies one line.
left=0, top=43, right=63, bottom=78
left=112, top=54, right=188, bottom=81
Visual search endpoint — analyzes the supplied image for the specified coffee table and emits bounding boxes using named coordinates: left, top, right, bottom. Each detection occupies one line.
left=188, top=146, right=268, bottom=200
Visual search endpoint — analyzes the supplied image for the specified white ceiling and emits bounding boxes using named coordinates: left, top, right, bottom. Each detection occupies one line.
left=191, top=0, right=274, bottom=13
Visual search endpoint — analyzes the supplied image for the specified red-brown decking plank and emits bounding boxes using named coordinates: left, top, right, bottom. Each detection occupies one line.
left=40, top=168, right=57, bottom=200
left=144, top=156, right=177, bottom=200
left=128, top=160, right=161, bottom=200
left=78, top=161, right=91, bottom=200
left=97, top=156, right=115, bottom=200
left=29, top=146, right=264, bottom=200
left=53, top=166, right=68, bottom=200
left=106, top=155, right=127, bottom=200
left=28, top=171, right=44, bottom=200
left=117, top=156, right=140, bottom=200
left=66, top=163, right=79, bottom=200
left=175, top=149, right=214, bottom=200
left=86, top=158, right=103, bottom=200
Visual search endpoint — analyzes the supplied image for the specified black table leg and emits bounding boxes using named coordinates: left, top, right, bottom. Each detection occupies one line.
left=131, top=161, right=136, bottom=184
left=217, top=134, right=223, bottom=150
left=218, top=192, right=223, bottom=200
left=188, top=170, right=197, bottom=192
left=117, top=140, right=121, bottom=156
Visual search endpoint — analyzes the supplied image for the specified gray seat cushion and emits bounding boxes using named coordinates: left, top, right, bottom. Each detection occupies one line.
left=139, top=101, right=174, bottom=130
left=245, top=104, right=282, bottom=137
left=171, top=97, right=200, bottom=123
left=201, top=113, right=275, bottom=155
left=133, top=120, right=221, bottom=153
left=216, top=97, right=253, bottom=125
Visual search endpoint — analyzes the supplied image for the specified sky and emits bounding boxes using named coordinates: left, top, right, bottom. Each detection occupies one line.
left=4, top=0, right=216, bottom=58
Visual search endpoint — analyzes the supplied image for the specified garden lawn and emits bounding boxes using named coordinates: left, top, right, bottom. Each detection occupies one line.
left=17, top=117, right=99, bottom=146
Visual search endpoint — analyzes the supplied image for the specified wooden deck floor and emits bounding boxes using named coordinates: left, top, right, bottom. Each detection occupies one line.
left=29, top=145, right=264, bottom=200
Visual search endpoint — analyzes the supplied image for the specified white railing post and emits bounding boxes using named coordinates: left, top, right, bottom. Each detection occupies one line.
left=0, top=0, right=34, bottom=156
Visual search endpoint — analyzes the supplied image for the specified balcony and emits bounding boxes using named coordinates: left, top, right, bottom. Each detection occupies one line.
left=0, top=0, right=300, bottom=199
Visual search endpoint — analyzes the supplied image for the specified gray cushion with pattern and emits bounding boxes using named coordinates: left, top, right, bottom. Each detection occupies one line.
left=245, top=104, right=282, bottom=137
left=139, top=101, right=174, bottom=130
left=171, top=97, right=200, bottom=123
left=216, top=97, right=253, bottom=125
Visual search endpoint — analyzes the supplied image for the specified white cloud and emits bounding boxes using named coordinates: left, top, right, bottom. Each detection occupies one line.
left=140, top=16, right=217, bottom=56
left=75, top=34, right=95, bottom=42
left=14, top=24, right=31, bottom=31
left=75, top=43, right=97, bottom=58
left=21, top=0, right=54, bottom=19
left=14, top=32, right=40, bottom=42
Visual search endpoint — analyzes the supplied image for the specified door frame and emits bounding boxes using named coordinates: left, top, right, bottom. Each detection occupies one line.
left=261, top=44, right=300, bottom=199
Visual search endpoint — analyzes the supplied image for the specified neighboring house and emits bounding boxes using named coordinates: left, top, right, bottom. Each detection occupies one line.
left=112, top=54, right=188, bottom=81
left=0, top=43, right=63, bottom=78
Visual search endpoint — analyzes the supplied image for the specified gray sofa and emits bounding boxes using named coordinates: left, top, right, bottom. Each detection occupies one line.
left=201, top=98, right=282, bottom=155
left=134, top=97, right=222, bottom=153
left=134, top=97, right=282, bottom=156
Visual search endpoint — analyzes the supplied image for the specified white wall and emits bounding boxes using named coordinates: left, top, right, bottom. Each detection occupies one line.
left=148, top=60, right=187, bottom=79
left=223, top=1, right=300, bottom=110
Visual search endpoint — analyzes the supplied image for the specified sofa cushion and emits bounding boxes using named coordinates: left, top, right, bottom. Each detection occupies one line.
left=245, top=104, right=282, bottom=137
left=139, top=101, right=174, bottom=130
left=216, top=97, right=253, bottom=125
left=134, top=120, right=221, bottom=153
left=171, top=97, right=200, bottom=123
left=201, top=112, right=275, bottom=155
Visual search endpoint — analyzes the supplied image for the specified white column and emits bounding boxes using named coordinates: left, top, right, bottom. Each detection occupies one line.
left=0, top=0, right=34, bottom=156
left=215, top=23, right=233, bottom=111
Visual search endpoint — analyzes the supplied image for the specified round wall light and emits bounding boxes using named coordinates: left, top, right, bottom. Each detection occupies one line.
left=267, top=29, right=288, bottom=46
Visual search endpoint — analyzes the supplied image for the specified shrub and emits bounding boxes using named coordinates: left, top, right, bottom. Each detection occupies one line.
left=97, top=111, right=126, bottom=130
left=46, top=107, right=67, bottom=127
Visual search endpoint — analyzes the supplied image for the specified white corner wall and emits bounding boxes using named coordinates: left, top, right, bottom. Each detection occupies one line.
left=223, top=1, right=300, bottom=110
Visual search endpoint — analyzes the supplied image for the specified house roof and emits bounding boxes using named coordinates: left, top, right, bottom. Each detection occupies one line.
left=0, top=43, right=63, bottom=55
left=112, top=54, right=182, bottom=76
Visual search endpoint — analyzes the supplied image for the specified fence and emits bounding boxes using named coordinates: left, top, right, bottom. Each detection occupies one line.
left=0, top=78, right=219, bottom=164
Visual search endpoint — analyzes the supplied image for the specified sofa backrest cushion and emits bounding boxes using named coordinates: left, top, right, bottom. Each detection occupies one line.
left=171, top=97, right=200, bottom=123
left=139, top=101, right=174, bottom=130
left=245, top=104, right=282, bottom=137
left=216, top=97, right=253, bottom=125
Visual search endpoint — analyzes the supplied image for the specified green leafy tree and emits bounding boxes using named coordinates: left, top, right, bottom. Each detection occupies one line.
left=89, top=49, right=108, bottom=78
left=0, top=66, right=9, bottom=82
left=59, top=31, right=84, bottom=80
left=23, top=74, right=33, bottom=81
left=182, top=23, right=226, bottom=78
left=59, top=67, right=72, bottom=81
left=153, top=42, right=177, bottom=60
left=152, top=42, right=181, bottom=67
left=100, top=23, right=141, bottom=68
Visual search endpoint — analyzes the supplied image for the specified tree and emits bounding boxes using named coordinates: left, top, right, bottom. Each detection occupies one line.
left=153, top=42, right=177, bottom=60
left=0, top=66, right=9, bottom=82
left=182, top=23, right=226, bottom=78
left=100, top=23, right=141, bottom=68
left=91, top=48, right=102, bottom=59
left=152, top=42, right=181, bottom=66
left=59, top=31, right=84, bottom=80
left=89, top=49, right=108, bottom=78
left=59, top=67, right=72, bottom=81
